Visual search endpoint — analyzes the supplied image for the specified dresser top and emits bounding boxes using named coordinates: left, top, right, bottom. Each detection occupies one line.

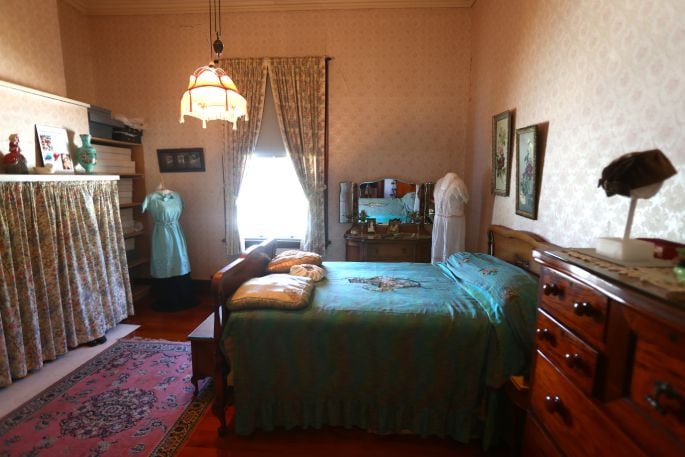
left=536, top=249, right=684, bottom=309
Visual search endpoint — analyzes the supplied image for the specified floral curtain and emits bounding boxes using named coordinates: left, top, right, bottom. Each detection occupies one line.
left=218, top=58, right=269, bottom=256
left=268, top=57, right=327, bottom=254
left=0, top=179, right=133, bottom=387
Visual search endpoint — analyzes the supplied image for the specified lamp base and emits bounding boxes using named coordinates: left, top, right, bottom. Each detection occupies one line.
left=596, top=237, right=654, bottom=262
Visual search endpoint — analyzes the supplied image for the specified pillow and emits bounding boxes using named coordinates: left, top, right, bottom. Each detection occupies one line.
left=229, top=274, right=314, bottom=311
left=267, top=250, right=322, bottom=273
left=290, top=264, right=326, bottom=281
left=438, top=252, right=538, bottom=385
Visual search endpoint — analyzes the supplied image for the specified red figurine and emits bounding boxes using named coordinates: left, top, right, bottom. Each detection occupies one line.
left=3, top=134, right=29, bottom=174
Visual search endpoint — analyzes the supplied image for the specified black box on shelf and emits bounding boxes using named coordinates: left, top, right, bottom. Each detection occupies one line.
left=113, top=126, right=143, bottom=144
left=88, top=105, right=124, bottom=139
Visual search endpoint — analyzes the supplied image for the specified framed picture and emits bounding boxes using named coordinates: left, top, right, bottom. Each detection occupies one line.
left=157, top=148, right=205, bottom=173
left=366, top=218, right=377, bottom=233
left=35, top=125, right=73, bottom=172
left=515, top=125, right=539, bottom=219
left=491, top=110, right=512, bottom=196
left=388, top=218, right=401, bottom=233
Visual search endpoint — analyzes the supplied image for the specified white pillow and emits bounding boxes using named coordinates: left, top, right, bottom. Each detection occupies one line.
left=290, top=264, right=326, bottom=282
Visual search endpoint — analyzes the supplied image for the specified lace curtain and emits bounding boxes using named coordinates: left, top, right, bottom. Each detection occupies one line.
left=0, top=179, right=133, bottom=387
left=218, top=56, right=327, bottom=255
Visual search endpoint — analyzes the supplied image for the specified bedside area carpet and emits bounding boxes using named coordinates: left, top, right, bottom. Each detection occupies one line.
left=0, top=339, right=213, bottom=457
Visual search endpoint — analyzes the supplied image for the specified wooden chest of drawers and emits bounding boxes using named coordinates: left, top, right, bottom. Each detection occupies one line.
left=523, top=250, right=685, bottom=457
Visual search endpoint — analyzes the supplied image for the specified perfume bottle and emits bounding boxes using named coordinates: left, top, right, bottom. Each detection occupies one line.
left=674, top=248, right=685, bottom=284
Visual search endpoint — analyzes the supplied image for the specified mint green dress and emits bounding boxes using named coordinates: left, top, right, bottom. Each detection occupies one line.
left=142, top=190, right=191, bottom=278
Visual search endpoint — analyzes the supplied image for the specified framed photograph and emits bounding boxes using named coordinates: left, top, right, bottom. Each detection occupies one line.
left=35, top=125, right=73, bottom=172
left=515, top=125, right=539, bottom=220
left=491, top=110, right=512, bottom=196
left=157, top=148, right=205, bottom=173
left=366, top=218, right=377, bottom=233
left=388, top=218, right=401, bottom=233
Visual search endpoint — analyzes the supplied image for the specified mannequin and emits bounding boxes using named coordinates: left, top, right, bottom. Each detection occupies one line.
left=431, top=172, right=469, bottom=263
left=142, top=182, right=195, bottom=311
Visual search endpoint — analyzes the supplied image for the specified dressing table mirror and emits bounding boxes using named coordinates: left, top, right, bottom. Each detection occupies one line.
left=339, top=178, right=435, bottom=225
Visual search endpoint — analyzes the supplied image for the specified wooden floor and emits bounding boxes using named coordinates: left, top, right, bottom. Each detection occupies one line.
left=123, top=285, right=510, bottom=457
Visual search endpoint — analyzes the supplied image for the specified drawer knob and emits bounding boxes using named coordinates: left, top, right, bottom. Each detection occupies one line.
left=572, top=301, right=593, bottom=316
left=536, top=328, right=554, bottom=342
left=544, top=394, right=562, bottom=413
left=645, top=381, right=683, bottom=415
left=564, top=353, right=582, bottom=369
left=542, top=283, right=561, bottom=296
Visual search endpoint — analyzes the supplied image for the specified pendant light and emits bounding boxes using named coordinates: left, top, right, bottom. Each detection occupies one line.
left=179, top=0, right=247, bottom=129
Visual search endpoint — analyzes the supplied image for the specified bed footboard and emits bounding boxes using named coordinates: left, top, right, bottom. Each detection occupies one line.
left=210, top=239, right=275, bottom=435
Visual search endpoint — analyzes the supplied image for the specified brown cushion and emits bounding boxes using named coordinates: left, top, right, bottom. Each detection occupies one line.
left=267, top=250, right=322, bottom=273
left=228, top=274, right=314, bottom=310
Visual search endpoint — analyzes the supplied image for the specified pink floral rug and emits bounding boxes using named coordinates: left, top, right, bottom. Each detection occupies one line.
left=0, top=340, right=213, bottom=456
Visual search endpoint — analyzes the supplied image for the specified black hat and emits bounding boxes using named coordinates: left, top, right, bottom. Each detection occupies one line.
left=598, top=149, right=677, bottom=197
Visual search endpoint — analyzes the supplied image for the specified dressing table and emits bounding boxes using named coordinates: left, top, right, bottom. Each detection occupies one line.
left=340, top=177, right=433, bottom=262
left=344, top=224, right=432, bottom=262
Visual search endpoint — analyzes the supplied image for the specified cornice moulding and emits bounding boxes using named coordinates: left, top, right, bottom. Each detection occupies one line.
left=62, top=0, right=475, bottom=16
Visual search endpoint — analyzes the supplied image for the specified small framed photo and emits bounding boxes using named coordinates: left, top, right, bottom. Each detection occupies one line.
left=157, top=148, right=205, bottom=173
left=366, top=218, right=377, bottom=233
left=492, top=110, right=512, bottom=196
left=35, top=125, right=73, bottom=172
left=388, top=218, right=401, bottom=233
left=515, top=125, right=539, bottom=220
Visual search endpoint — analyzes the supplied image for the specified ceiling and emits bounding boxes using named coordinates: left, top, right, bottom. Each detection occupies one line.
left=63, top=0, right=475, bottom=16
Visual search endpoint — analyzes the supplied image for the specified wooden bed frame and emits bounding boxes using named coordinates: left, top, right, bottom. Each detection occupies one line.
left=209, top=224, right=553, bottom=435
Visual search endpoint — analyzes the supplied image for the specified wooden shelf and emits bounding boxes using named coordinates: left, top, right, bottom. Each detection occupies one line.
left=123, top=229, right=146, bottom=239
left=119, top=201, right=142, bottom=209
left=91, top=135, right=150, bottom=304
left=91, top=136, right=141, bottom=147
left=128, top=257, right=150, bottom=269
left=131, top=282, right=153, bottom=304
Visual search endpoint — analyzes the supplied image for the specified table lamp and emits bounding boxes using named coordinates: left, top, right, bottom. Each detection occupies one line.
left=596, top=149, right=677, bottom=262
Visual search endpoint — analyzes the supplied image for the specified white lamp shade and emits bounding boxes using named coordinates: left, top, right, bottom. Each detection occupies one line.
left=180, top=64, right=247, bottom=129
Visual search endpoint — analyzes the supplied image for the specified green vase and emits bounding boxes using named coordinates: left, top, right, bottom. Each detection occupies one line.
left=77, top=134, right=97, bottom=174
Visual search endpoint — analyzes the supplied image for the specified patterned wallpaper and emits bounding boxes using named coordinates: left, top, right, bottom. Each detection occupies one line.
left=0, top=0, right=67, bottom=96
left=0, top=84, right=89, bottom=169
left=58, top=0, right=97, bottom=104
left=467, top=0, right=685, bottom=251
left=80, top=8, right=472, bottom=277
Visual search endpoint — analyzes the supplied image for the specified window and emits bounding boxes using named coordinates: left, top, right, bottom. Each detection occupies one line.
left=236, top=155, right=308, bottom=240
left=236, top=76, right=308, bottom=241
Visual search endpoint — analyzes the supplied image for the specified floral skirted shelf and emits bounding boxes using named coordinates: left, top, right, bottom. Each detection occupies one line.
left=0, top=175, right=133, bottom=387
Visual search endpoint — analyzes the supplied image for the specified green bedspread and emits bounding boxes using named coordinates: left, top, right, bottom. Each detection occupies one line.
left=222, top=256, right=537, bottom=443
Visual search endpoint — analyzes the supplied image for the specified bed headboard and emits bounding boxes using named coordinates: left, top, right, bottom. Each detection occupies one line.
left=487, top=224, right=556, bottom=276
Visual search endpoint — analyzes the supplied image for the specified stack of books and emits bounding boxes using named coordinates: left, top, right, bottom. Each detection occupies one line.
left=120, top=207, right=137, bottom=259
left=120, top=208, right=135, bottom=234
left=95, top=144, right=136, bottom=175
left=118, top=178, right=133, bottom=204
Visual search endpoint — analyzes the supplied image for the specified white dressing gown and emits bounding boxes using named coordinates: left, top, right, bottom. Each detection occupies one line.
left=431, top=172, right=469, bottom=263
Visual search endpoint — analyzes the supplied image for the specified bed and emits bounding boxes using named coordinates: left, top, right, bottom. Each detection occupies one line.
left=209, top=225, right=552, bottom=446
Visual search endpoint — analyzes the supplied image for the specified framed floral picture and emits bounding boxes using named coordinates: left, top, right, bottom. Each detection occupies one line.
left=515, top=125, right=539, bottom=219
left=491, top=110, right=512, bottom=196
